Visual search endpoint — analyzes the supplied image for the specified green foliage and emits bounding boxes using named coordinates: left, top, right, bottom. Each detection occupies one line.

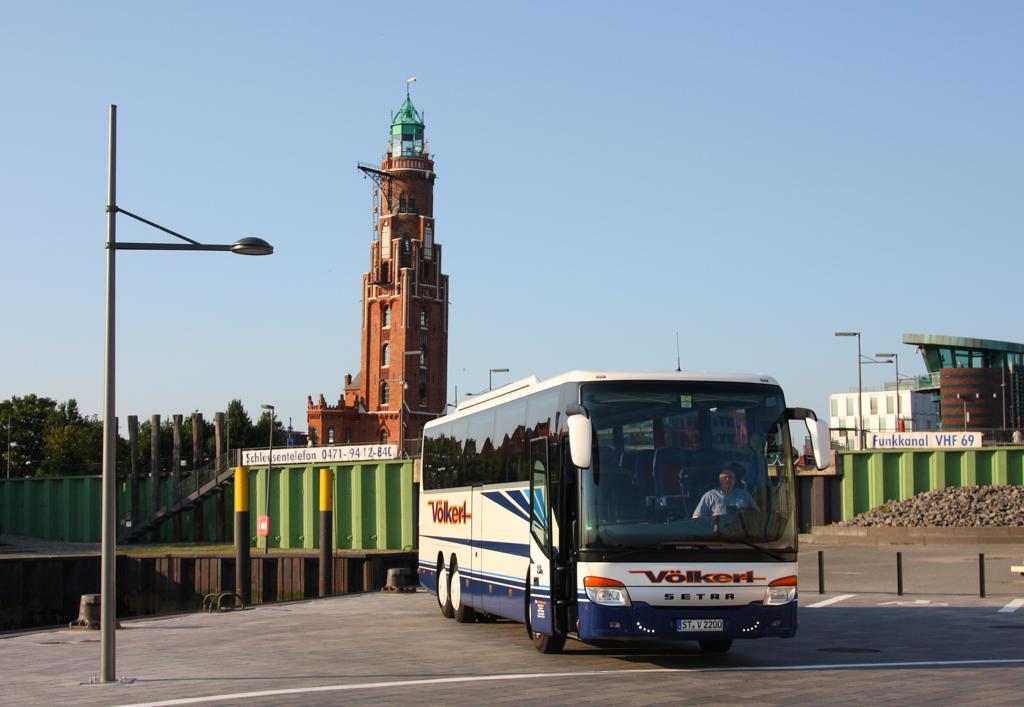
left=226, top=399, right=255, bottom=449
left=1, top=395, right=298, bottom=477
left=1, top=394, right=58, bottom=477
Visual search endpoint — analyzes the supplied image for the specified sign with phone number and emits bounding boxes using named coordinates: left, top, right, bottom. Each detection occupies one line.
left=240, top=444, right=399, bottom=467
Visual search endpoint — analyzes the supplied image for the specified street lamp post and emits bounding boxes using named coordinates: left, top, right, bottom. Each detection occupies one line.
left=489, top=368, right=509, bottom=391
left=876, top=353, right=901, bottom=431
left=261, top=404, right=275, bottom=554
left=834, top=332, right=863, bottom=449
left=99, top=104, right=273, bottom=683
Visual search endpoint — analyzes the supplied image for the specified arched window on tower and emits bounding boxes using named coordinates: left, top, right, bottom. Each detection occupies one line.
left=399, top=194, right=406, bottom=213
left=381, top=382, right=390, bottom=406
left=408, top=195, right=416, bottom=213
left=419, top=383, right=427, bottom=407
left=380, top=429, right=389, bottom=444
left=419, top=344, right=427, bottom=368
left=419, top=308, right=428, bottom=329
left=382, top=303, right=391, bottom=327
left=327, top=426, right=335, bottom=445
left=382, top=344, right=390, bottom=367
left=345, top=427, right=352, bottom=443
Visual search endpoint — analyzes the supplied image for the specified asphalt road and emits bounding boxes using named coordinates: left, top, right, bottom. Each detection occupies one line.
left=3, top=543, right=1023, bottom=706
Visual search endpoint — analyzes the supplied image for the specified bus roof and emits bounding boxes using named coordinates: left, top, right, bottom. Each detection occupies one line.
left=431, top=370, right=781, bottom=428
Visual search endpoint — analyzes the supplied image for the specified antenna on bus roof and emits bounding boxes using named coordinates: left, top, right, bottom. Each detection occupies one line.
left=676, top=331, right=682, bottom=372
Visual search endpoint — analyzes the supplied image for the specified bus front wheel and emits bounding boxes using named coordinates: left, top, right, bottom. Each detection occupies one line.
left=436, top=556, right=454, bottom=619
left=524, top=571, right=565, bottom=654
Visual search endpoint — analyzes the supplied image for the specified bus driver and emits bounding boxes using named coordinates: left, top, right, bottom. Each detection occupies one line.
left=692, top=465, right=758, bottom=519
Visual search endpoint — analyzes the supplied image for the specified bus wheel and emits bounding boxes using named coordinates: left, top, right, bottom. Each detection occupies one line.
left=698, top=639, right=733, bottom=653
left=524, top=573, right=565, bottom=654
left=531, top=630, right=566, bottom=654
left=450, top=557, right=477, bottom=623
left=437, top=556, right=453, bottom=619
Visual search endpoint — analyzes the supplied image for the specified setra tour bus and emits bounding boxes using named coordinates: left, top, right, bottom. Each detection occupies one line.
left=418, top=371, right=830, bottom=653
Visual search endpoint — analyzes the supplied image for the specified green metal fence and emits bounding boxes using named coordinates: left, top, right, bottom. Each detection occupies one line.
left=0, top=460, right=415, bottom=550
left=839, top=448, right=1024, bottom=521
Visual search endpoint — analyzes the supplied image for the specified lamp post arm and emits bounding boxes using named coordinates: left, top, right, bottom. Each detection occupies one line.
left=113, top=207, right=201, bottom=245
left=112, top=242, right=233, bottom=252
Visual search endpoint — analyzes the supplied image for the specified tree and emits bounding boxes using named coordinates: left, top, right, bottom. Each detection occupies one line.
left=225, top=399, right=256, bottom=450
left=0, top=395, right=58, bottom=477
left=254, top=409, right=286, bottom=448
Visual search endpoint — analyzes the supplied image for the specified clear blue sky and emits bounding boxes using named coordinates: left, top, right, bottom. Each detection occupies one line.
left=1, top=1, right=1021, bottom=435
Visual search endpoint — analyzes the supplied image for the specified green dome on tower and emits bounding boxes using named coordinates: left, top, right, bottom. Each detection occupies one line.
left=390, top=84, right=425, bottom=157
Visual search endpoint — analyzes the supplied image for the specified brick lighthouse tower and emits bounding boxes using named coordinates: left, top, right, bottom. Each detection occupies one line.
left=307, top=85, right=449, bottom=454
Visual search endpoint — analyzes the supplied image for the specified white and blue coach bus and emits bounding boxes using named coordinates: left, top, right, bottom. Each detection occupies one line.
left=418, top=371, right=830, bottom=653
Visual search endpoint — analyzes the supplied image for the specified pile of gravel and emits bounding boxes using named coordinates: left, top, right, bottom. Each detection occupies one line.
left=839, top=485, right=1024, bottom=527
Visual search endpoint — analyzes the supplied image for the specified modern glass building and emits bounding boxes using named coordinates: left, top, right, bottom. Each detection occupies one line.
left=904, top=334, right=1024, bottom=434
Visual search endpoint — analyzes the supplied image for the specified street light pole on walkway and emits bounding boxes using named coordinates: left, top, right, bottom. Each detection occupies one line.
left=834, top=332, right=863, bottom=449
left=100, top=104, right=273, bottom=683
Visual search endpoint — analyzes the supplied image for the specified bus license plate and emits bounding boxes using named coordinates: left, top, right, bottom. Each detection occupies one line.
left=677, top=619, right=724, bottom=632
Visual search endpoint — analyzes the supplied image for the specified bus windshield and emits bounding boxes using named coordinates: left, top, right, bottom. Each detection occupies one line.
left=580, top=380, right=796, bottom=551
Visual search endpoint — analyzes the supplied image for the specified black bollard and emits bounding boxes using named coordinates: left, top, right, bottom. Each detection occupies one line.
left=235, top=466, right=251, bottom=605
left=979, top=553, right=986, bottom=598
left=896, top=552, right=903, bottom=596
left=818, top=550, right=825, bottom=594
left=319, top=468, right=334, bottom=598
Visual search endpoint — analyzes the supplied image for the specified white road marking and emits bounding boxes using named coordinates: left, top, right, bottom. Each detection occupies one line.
left=806, top=593, right=855, bottom=608
left=115, top=658, right=1024, bottom=707
left=878, top=600, right=949, bottom=607
left=999, top=598, right=1024, bottom=614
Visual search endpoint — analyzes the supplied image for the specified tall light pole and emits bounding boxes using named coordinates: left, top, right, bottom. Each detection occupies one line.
left=876, top=353, right=901, bottom=431
left=489, top=368, right=509, bottom=391
left=261, top=404, right=275, bottom=554
left=99, top=105, right=273, bottom=683
left=834, top=332, right=863, bottom=449
left=5, top=407, right=10, bottom=479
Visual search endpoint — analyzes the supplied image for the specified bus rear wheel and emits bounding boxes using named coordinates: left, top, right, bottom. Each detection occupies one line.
left=436, top=557, right=453, bottom=618
left=698, top=639, right=733, bottom=653
left=450, top=557, right=477, bottom=623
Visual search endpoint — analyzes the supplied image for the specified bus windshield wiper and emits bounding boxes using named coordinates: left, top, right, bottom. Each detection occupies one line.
left=710, top=538, right=786, bottom=561
left=655, top=539, right=787, bottom=561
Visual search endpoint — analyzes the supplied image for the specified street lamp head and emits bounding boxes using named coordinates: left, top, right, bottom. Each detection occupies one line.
left=875, top=353, right=896, bottom=359
left=490, top=368, right=510, bottom=374
left=261, top=404, right=275, bottom=412
left=834, top=331, right=859, bottom=337
left=230, top=237, right=274, bottom=256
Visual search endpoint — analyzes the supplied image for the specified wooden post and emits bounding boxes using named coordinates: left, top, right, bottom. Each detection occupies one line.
left=172, top=414, right=183, bottom=541
left=149, top=414, right=161, bottom=542
left=128, top=415, right=139, bottom=530
left=191, top=412, right=204, bottom=542
left=215, top=412, right=226, bottom=542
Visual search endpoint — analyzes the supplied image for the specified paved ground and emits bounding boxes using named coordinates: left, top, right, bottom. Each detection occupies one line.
left=2, top=544, right=1023, bottom=706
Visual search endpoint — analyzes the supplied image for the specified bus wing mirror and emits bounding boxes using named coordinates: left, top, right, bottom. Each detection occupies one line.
left=787, top=407, right=832, bottom=470
left=808, top=418, right=832, bottom=470
left=566, top=404, right=593, bottom=469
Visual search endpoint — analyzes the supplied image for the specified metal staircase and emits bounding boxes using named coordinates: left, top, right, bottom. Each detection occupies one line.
left=121, top=453, right=234, bottom=543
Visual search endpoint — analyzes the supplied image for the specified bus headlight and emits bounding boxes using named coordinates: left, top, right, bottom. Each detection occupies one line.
left=583, top=576, right=632, bottom=607
left=764, top=575, right=797, bottom=605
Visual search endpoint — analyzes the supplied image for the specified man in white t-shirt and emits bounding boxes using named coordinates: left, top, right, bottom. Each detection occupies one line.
left=692, top=466, right=758, bottom=519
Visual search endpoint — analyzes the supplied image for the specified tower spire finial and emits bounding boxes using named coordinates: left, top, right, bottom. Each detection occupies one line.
left=406, top=75, right=417, bottom=98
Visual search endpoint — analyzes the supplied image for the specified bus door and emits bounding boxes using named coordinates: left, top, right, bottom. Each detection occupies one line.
left=528, top=437, right=556, bottom=635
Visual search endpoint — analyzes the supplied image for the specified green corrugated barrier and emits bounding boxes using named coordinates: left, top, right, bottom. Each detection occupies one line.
left=839, top=447, right=1024, bottom=521
left=0, top=460, right=415, bottom=550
